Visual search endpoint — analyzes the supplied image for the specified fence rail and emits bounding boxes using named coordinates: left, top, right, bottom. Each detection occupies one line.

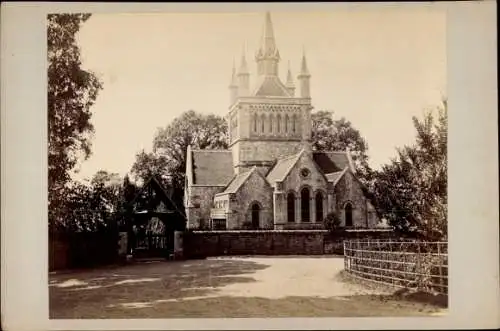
left=343, top=239, right=448, bottom=295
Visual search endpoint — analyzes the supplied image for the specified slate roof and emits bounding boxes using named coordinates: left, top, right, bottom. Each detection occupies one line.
left=191, top=149, right=234, bottom=186
left=253, top=76, right=291, bottom=97
left=266, top=151, right=303, bottom=183
left=221, top=168, right=255, bottom=194
left=313, top=152, right=352, bottom=174
left=325, top=168, right=348, bottom=186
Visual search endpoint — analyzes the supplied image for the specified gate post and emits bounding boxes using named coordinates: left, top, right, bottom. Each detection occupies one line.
left=118, top=232, right=128, bottom=263
left=173, top=231, right=184, bottom=260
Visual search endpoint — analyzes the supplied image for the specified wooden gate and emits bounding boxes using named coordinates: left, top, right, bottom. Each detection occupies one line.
left=132, top=232, right=174, bottom=259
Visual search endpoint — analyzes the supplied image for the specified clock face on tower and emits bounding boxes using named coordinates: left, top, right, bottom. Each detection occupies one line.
left=300, top=168, right=311, bottom=179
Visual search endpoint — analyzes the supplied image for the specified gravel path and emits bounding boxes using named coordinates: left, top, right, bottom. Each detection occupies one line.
left=49, top=256, right=445, bottom=318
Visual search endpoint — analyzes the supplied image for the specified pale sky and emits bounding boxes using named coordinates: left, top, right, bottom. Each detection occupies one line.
left=73, top=7, right=446, bottom=182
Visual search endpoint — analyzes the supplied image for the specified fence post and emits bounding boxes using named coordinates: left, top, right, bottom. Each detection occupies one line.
left=343, top=240, right=347, bottom=271
left=416, top=243, right=422, bottom=291
left=437, top=242, right=443, bottom=294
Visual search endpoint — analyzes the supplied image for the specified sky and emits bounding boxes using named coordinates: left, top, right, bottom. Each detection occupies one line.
left=73, top=6, right=446, bottom=182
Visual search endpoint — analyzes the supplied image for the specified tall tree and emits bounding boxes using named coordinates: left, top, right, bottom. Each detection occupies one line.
left=312, top=110, right=373, bottom=185
left=372, top=100, right=447, bottom=240
left=130, top=110, right=228, bottom=207
left=47, top=14, right=103, bottom=228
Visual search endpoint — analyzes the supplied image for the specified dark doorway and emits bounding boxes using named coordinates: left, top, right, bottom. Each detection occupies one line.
left=251, top=203, right=260, bottom=229
left=345, top=203, right=353, bottom=227
left=315, top=192, right=324, bottom=223
left=287, top=192, right=295, bottom=223
left=301, top=187, right=310, bottom=222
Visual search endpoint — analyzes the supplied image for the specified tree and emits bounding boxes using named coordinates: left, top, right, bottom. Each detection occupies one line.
left=130, top=110, right=228, bottom=207
left=372, top=100, right=447, bottom=240
left=312, top=110, right=373, bottom=185
left=48, top=14, right=103, bottom=228
left=130, top=150, right=169, bottom=185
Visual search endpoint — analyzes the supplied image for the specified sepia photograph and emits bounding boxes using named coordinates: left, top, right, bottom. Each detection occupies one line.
left=45, top=8, right=451, bottom=319
left=1, top=1, right=498, bottom=329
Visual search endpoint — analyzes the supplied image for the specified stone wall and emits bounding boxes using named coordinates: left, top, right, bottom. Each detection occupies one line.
left=334, top=171, right=372, bottom=227
left=230, top=170, right=274, bottom=229
left=182, top=229, right=396, bottom=258
left=49, top=231, right=120, bottom=271
left=186, top=185, right=225, bottom=229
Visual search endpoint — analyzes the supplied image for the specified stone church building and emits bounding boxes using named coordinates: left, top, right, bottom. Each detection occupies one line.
left=184, top=12, right=379, bottom=230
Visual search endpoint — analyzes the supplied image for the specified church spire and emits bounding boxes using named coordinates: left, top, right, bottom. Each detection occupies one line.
left=299, top=48, right=310, bottom=77
left=298, top=48, right=311, bottom=98
left=229, top=59, right=238, bottom=104
left=285, top=61, right=295, bottom=97
left=255, top=11, right=280, bottom=77
left=260, top=11, right=277, bottom=56
left=237, top=45, right=250, bottom=96
left=238, top=44, right=249, bottom=74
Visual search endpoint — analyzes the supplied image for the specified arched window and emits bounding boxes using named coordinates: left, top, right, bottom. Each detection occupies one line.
left=261, top=114, right=265, bottom=133
left=292, top=114, right=297, bottom=133
left=301, top=187, right=310, bottom=222
left=269, top=114, right=274, bottom=133
left=251, top=203, right=260, bottom=229
left=285, top=114, right=289, bottom=132
left=287, top=192, right=295, bottom=223
left=345, top=203, right=353, bottom=227
left=277, top=114, right=281, bottom=133
left=315, top=192, right=324, bottom=223
left=253, top=113, right=257, bottom=132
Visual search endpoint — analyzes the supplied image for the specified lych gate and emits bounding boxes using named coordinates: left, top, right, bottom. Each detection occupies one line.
left=127, top=175, right=186, bottom=259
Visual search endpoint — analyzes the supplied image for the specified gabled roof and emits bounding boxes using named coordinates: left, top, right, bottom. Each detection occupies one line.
left=131, top=175, right=186, bottom=219
left=221, top=168, right=255, bottom=194
left=313, top=151, right=352, bottom=174
left=253, top=75, right=291, bottom=97
left=266, top=150, right=303, bottom=183
left=325, top=167, right=348, bottom=187
left=191, top=149, right=234, bottom=186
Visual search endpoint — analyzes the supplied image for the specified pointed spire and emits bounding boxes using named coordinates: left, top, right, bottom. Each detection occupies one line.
left=299, top=47, right=310, bottom=77
left=286, top=61, right=295, bottom=87
left=238, top=44, right=249, bottom=75
left=256, top=11, right=279, bottom=60
left=261, top=11, right=276, bottom=55
left=255, top=12, right=280, bottom=76
left=229, top=58, right=237, bottom=86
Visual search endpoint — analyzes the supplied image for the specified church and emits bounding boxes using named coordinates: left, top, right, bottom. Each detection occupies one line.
left=184, top=12, right=379, bottom=231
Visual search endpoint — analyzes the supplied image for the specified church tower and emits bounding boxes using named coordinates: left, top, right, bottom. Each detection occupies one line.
left=228, top=12, right=313, bottom=175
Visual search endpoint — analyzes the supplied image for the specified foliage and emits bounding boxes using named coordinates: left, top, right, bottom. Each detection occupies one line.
left=324, top=211, right=343, bottom=233
left=51, top=180, right=119, bottom=233
left=130, top=110, right=229, bottom=207
left=48, top=13, right=103, bottom=228
left=311, top=111, right=374, bottom=186
left=371, top=100, right=448, bottom=240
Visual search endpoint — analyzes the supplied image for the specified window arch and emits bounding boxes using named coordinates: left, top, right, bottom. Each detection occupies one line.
left=301, top=187, right=310, bottom=222
left=315, top=192, right=324, bottom=223
left=277, top=114, right=281, bottom=133
left=253, top=113, right=257, bottom=132
left=261, top=114, right=265, bottom=133
left=345, top=202, right=353, bottom=227
left=285, top=114, right=289, bottom=132
left=251, top=203, right=260, bottom=229
left=269, top=114, right=274, bottom=133
left=292, top=114, right=297, bottom=133
left=287, top=192, right=295, bottom=223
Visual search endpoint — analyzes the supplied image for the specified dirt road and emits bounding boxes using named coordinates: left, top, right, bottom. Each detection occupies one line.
left=50, top=256, right=446, bottom=318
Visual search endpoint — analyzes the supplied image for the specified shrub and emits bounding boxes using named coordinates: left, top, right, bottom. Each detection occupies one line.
left=324, top=212, right=343, bottom=233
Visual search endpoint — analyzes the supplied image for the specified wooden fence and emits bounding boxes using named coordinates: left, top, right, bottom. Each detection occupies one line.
left=343, top=239, right=448, bottom=295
